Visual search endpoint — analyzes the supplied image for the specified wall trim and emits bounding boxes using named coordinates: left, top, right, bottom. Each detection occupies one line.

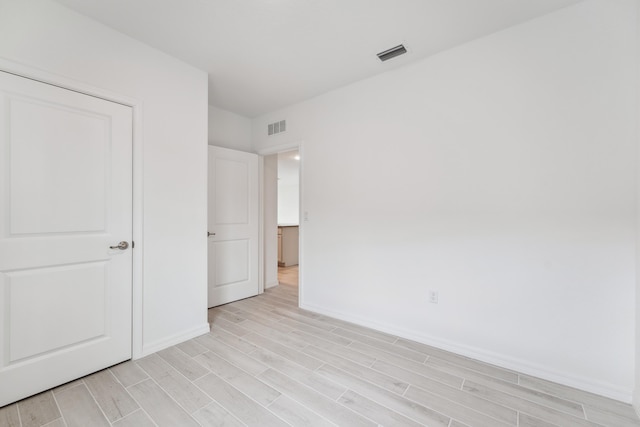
left=258, top=155, right=265, bottom=294
left=0, top=56, right=146, bottom=360
left=265, top=280, right=279, bottom=289
left=635, top=0, right=640, bottom=417
left=297, top=143, right=305, bottom=308
left=256, top=141, right=301, bottom=156
left=140, top=323, right=210, bottom=358
left=300, top=300, right=634, bottom=403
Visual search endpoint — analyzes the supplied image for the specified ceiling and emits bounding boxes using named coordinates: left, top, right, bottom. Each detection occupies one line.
left=53, top=0, right=582, bottom=118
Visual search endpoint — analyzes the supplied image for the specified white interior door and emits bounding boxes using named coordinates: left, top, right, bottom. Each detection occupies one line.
left=208, top=146, right=259, bottom=307
left=0, top=71, right=133, bottom=406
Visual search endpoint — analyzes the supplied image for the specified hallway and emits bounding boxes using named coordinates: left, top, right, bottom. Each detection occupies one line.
left=277, top=266, right=298, bottom=288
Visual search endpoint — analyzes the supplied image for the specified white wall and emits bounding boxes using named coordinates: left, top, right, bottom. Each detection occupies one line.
left=253, top=0, right=638, bottom=401
left=277, top=183, right=299, bottom=225
left=0, top=0, right=209, bottom=355
left=209, top=105, right=253, bottom=152
left=277, top=151, right=300, bottom=225
left=264, top=154, right=279, bottom=288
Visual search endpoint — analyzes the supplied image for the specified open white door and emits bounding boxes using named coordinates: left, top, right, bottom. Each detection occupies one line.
left=208, top=146, right=260, bottom=307
left=0, top=71, right=133, bottom=406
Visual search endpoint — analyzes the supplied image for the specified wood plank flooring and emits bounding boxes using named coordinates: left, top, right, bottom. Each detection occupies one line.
left=2, top=267, right=639, bottom=426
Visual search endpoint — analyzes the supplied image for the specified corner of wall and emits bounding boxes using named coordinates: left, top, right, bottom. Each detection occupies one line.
left=208, top=105, right=253, bottom=152
left=139, top=323, right=210, bottom=359
left=265, top=280, right=279, bottom=289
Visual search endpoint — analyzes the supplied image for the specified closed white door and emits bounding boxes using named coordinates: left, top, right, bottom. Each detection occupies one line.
left=0, top=71, right=133, bottom=406
left=208, top=146, right=259, bottom=307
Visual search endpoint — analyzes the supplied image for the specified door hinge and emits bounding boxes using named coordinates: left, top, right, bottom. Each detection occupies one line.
left=132, top=241, right=135, bottom=249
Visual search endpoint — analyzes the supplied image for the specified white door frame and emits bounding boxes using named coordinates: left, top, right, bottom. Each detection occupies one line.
left=0, top=58, right=145, bottom=359
left=257, top=142, right=304, bottom=304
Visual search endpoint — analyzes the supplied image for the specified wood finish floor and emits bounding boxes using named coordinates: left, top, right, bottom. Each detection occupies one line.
left=2, top=270, right=639, bottom=427
left=277, top=265, right=299, bottom=288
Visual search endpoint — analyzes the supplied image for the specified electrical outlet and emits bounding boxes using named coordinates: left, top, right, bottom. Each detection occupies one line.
left=428, top=290, right=439, bottom=304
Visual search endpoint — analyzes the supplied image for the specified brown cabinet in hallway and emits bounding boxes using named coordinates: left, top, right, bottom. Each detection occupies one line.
left=278, top=226, right=299, bottom=267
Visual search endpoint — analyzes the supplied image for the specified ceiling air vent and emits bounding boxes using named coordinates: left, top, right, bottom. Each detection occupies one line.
left=377, top=44, right=407, bottom=62
left=268, top=120, right=286, bottom=136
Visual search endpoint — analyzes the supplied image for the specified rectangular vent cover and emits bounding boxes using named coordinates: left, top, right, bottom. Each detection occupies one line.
left=268, top=120, right=286, bottom=136
left=377, top=44, right=407, bottom=62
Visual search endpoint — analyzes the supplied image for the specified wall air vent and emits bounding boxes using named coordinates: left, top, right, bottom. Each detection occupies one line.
left=377, top=44, right=407, bottom=62
left=268, top=120, right=286, bottom=136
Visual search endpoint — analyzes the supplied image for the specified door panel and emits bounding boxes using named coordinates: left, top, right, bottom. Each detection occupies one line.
left=9, top=95, right=108, bottom=234
left=8, top=262, right=107, bottom=361
left=208, top=146, right=259, bottom=307
left=215, top=158, right=249, bottom=224
left=0, top=71, right=133, bottom=406
left=214, top=239, right=249, bottom=285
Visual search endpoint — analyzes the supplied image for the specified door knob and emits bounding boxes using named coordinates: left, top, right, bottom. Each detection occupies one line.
left=109, top=241, right=129, bottom=250
left=207, top=232, right=216, bottom=237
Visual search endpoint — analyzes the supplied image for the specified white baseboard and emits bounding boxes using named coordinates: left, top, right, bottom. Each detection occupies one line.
left=265, top=280, right=279, bottom=289
left=300, top=301, right=633, bottom=403
left=634, top=389, right=640, bottom=418
left=138, top=323, right=210, bottom=358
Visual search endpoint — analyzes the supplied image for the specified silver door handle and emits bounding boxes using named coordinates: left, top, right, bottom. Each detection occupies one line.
left=110, top=241, right=129, bottom=250
left=208, top=232, right=216, bottom=237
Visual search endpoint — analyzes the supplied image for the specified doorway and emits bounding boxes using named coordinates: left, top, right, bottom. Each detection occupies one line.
left=277, top=150, right=300, bottom=289
left=263, top=147, right=301, bottom=294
